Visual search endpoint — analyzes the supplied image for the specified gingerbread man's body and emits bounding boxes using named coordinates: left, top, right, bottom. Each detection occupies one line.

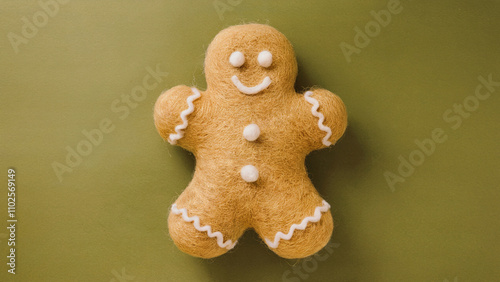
left=154, top=24, right=347, bottom=259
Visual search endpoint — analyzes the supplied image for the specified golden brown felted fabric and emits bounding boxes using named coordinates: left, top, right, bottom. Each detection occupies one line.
left=154, top=24, right=347, bottom=259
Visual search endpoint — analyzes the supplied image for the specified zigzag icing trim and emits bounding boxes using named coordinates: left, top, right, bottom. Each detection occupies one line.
left=171, top=203, right=237, bottom=250
left=168, top=87, right=201, bottom=145
left=304, top=91, right=333, bottom=146
left=265, top=200, right=331, bottom=249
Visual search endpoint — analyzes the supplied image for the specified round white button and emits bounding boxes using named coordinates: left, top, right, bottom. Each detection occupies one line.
left=241, top=165, right=259, bottom=182
left=243, top=124, right=260, bottom=141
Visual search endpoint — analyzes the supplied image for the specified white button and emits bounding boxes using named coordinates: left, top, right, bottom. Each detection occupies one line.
left=243, top=124, right=260, bottom=141
left=241, top=165, right=259, bottom=182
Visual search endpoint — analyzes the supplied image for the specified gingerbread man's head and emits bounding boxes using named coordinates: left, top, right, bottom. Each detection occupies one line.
left=204, top=24, right=298, bottom=97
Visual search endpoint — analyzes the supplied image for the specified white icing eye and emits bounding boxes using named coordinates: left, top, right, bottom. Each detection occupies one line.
left=258, top=50, right=272, bottom=68
left=229, top=51, right=245, bottom=67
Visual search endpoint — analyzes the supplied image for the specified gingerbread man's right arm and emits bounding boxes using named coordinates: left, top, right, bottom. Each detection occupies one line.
left=154, top=85, right=203, bottom=151
left=295, top=88, right=348, bottom=151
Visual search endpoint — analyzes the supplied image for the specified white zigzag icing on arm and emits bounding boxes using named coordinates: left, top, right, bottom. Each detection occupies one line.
left=265, top=200, right=330, bottom=249
left=304, top=91, right=333, bottom=146
left=168, top=87, right=202, bottom=145
left=171, top=203, right=237, bottom=250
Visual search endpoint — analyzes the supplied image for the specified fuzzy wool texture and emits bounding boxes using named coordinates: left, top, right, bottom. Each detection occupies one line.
left=154, top=24, right=348, bottom=259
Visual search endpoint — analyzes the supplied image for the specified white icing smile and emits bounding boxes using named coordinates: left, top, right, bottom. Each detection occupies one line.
left=231, top=75, right=271, bottom=95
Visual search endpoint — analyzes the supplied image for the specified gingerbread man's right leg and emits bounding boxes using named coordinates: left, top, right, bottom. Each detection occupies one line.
left=252, top=178, right=334, bottom=259
left=168, top=172, right=250, bottom=258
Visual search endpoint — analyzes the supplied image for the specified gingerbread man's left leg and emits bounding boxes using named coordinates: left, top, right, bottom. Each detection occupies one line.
left=168, top=169, right=251, bottom=258
left=251, top=177, right=333, bottom=259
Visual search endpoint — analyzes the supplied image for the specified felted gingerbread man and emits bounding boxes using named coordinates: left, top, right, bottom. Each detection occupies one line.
left=154, top=24, right=347, bottom=259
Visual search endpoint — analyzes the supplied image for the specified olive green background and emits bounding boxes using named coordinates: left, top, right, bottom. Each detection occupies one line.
left=1, top=0, right=499, bottom=281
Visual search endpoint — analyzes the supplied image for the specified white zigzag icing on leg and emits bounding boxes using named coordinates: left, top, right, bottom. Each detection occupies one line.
left=265, top=200, right=330, bottom=249
left=304, top=91, right=333, bottom=146
left=168, top=87, right=201, bottom=145
left=171, top=203, right=237, bottom=250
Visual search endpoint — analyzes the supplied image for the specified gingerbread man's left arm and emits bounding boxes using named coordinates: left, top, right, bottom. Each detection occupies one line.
left=296, top=88, right=348, bottom=151
left=154, top=85, right=206, bottom=152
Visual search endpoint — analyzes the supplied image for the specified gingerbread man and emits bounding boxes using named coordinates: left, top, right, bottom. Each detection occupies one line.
left=154, top=24, right=347, bottom=259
